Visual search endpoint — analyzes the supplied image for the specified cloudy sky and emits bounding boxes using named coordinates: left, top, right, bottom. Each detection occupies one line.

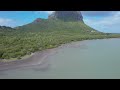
left=0, top=11, right=120, bottom=33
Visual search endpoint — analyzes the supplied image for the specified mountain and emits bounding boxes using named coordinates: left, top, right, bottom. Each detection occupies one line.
left=1, top=11, right=120, bottom=60
left=48, top=11, right=84, bottom=22
left=17, top=11, right=99, bottom=34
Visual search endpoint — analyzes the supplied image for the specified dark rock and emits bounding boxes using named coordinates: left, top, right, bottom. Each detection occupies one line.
left=48, top=11, right=84, bottom=22
left=33, top=18, right=42, bottom=23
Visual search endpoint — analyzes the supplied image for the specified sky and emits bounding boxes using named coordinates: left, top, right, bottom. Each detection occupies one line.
left=0, top=11, right=120, bottom=33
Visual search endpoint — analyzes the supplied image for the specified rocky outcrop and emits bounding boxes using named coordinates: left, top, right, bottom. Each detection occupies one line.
left=33, top=18, right=42, bottom=23
left=48, top=11, right=84, bottom=22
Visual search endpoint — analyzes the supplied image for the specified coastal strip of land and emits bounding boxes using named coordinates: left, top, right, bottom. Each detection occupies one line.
left=0, top=48, right=58, bottom=71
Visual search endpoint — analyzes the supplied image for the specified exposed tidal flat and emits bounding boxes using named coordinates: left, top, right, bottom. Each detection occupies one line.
left=0, top=38, right=120, bottom=79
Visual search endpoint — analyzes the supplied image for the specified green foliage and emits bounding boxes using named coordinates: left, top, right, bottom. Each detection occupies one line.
left=0, top=20, right=120, bottom=60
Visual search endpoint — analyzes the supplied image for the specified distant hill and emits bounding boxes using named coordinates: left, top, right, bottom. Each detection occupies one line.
left=0, top=26, right=15, bottom=34
left=0, top=26, right=14, bottom=30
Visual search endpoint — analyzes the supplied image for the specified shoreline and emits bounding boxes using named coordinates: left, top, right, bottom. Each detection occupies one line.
left=0, top=38, right=119, bottom=71
left=0, top=48, right=59, bottom=71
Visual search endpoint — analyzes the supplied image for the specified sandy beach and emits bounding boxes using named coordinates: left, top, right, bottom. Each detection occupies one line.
left=0, top=48, right=59, bottom=71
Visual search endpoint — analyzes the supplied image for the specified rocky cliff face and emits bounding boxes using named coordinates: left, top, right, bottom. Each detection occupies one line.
left=48, top=11, right=84, bottom=22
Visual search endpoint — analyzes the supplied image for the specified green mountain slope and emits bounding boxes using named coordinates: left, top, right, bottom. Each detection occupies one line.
left=0, top=19, right=120, bottom=60
left=17, top=19, right=99, bottom=33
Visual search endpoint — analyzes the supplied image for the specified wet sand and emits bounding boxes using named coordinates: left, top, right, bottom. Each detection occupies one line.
left=0, top=48, right=58, bottom=71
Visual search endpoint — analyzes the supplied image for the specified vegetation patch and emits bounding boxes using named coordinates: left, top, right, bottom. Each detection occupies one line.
left=0, top=20, right=120, bottom=60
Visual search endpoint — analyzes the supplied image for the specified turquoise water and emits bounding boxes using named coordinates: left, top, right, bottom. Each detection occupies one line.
left=1, top=38, right=120, bottom=79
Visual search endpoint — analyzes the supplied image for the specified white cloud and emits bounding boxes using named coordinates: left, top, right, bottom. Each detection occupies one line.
left=0, top=18, right=15, bottom=27
left=82, top=11, right=115, bottom=16
left=84, top=11, right=120, bottom=33
left=34, top=11, right=54, bottom=14
left=46, top=11, right=54, bottom=14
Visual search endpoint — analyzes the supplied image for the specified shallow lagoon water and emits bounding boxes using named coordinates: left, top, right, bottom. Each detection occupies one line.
left=0, top=38, right=120, bottom=79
